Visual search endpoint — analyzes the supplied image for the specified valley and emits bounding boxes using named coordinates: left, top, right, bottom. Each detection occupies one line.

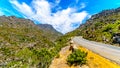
left=0, top=7, right=120, bottom=68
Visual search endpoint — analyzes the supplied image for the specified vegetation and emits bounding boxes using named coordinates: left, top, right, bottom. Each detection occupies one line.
left=67, top=49, right=87, bottom=66
left=37, top=24, right=62, bottom=41
left=69, top=8, right=120, bottom=46
left=0, top=16, right=80, bottom=68
left=1, top=7, right=120, bottom=68
left=78, top=46, right=120, bottom=68
left=0, top=16, right=63, bottom=68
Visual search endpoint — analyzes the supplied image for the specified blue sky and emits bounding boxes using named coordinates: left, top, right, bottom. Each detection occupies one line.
left=0, top=0, right=120, bottom=34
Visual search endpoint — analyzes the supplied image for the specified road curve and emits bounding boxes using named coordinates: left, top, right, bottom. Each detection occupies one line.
left=73, top=36, right=120, bottom=65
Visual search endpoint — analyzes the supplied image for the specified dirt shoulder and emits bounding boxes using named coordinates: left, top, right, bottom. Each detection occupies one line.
left=49, top=43, right=120, bottom=68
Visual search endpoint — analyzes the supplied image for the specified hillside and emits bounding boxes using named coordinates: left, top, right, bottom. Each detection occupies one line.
left=68, top=7, right=120, bottom=46
left=37, top=24, right=62, bottom=41
left=0, top=16, right=62, bottom=68
left=50, top=44, right=120, bottom=68
left=0, top=7, right=120, bottom=68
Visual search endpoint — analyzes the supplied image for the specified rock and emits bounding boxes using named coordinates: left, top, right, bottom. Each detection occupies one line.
left=113, top=33, right=120, bottom=44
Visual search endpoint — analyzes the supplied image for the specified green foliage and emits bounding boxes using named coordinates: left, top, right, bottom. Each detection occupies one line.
left=16, top=48, right=33, bottom=60
left=102, top=24, right=113, bottom=32
left=67, top=49, right=87, bottom=66
left=69, top=16, right=120, bottom=45
left=55, top=54, right=60, bottom=58
left=0, top=47, right=11, bottom=56
left=0, top=16, right=65, bottom=68
left=7, top=61, right=22, bottom=68
left=30, top=48, right=55, bottom=68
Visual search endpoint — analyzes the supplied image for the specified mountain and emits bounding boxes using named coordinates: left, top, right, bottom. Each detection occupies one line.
left=0, top=15, right=62, bottom=68
left=67, top=7, right=120, bottom=46
left=1, top=7, right=120, bottom=68
left=37, top=24, right=63, bottom=41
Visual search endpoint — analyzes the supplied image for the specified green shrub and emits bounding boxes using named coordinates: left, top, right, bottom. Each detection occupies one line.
left=67, top=49, right=87, bottom=66
left=55, top=54, right=60, bottom=58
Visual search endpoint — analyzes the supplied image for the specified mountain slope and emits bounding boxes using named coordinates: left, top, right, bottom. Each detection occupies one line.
left=68, top=7, right=120, bottom=46
left=0, top=16, right=61, bottom=68
left=37, top=24, right=62, bottom=41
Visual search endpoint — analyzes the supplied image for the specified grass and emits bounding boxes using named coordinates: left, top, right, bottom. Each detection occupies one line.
left=78, top=46, right=120, bottom=68
left=50, top=43, right=120, bottom=68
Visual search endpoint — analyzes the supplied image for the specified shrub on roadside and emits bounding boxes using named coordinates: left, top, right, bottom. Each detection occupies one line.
left=67, top=49, right=87, bottom=66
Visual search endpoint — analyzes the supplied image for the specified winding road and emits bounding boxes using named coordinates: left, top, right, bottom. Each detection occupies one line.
left=73, top=36, right=120, bottom=65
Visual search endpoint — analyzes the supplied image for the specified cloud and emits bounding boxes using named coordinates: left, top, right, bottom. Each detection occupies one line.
left=0, top=11, right=4, bottom=16
left=0, top=8, right=6, bottom=16
left=10, top=0, right=34, bottom=17
left=0, top=6, right=24, bottom=17
left=9, top=0, right=89, bottom=34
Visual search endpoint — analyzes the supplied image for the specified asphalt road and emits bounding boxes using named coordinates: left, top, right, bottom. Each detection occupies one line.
left=73, top=36, right=120, bottom=65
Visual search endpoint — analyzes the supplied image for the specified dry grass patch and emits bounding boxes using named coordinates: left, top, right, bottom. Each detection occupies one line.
left=78, top=46, right=120, bottom=68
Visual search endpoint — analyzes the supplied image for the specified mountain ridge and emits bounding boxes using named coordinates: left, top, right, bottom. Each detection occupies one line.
left=67, top=7, right=120, bottom=46
left=37, top=24, right=63, bottom=41
left=0, top=15, right=62, bottom=68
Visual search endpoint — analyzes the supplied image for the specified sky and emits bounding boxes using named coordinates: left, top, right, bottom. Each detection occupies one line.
left=0, top=0, right=120, bottom=34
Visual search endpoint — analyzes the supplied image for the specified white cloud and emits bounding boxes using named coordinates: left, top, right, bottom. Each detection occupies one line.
left=0, top=8, right=21, bottom=17
left=9, top=0, right=89, bottom=34
left=10, top=0, right=34, bottom=17
left=0, top=8, right=5, bottom=16
left=0, top=11, right=4, bottom=16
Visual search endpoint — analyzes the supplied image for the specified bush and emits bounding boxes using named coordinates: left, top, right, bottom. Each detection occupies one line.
left=67, top=49, right=87, bottom=66
left=55, top=54, right=60, bottom=58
